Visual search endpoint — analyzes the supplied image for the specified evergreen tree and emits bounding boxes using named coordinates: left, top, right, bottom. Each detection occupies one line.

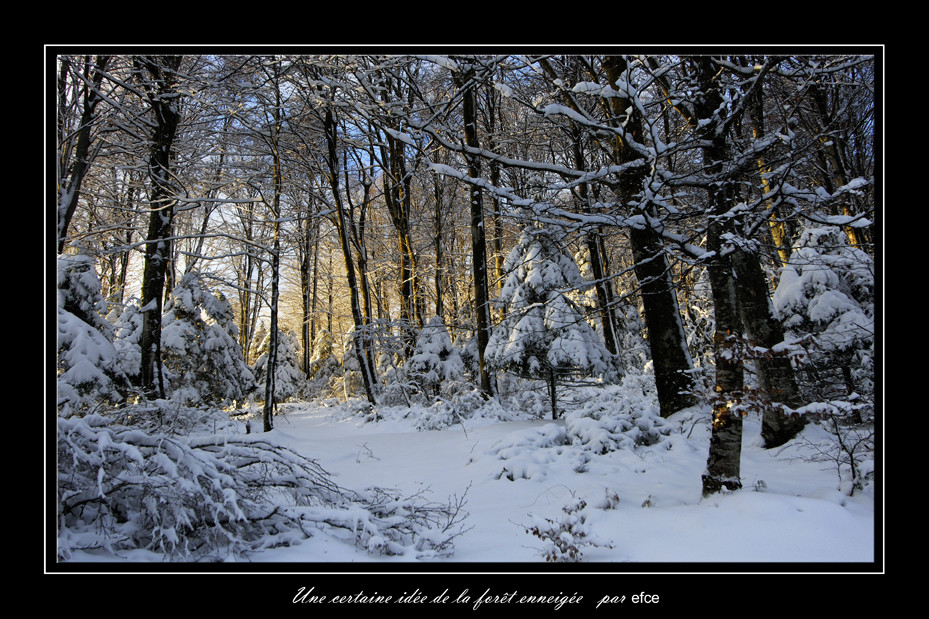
left=307, top=329, right=337, bottom=379
left=486, top=225, right=614, bottom=418
left=161, top=272, right=255, bottom=405
left=252, top=327, right=305, bottom=403
left=407, top=316, right=465, bottom=399
left=773, top=226, right=875, bottom=400
left=110, top=299, right=143, bottom=382
left=56, top=254, right=129, bottom=415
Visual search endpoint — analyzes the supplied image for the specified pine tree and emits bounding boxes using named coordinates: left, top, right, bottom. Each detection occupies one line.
left=486, top=225, right=614, bottom=418
left=160, top=272, right=255, bottom=405
left=110, top=299, right=143, bottom=382
left=407, top=316, right=465, bottom=399
left=773, top=226, right=875, bottom=400
left=57, top=254, right=130, bottom=415
left=252, top=327, right=305, bottom=404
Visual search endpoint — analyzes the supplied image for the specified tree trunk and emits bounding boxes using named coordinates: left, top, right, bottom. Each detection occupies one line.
left=135, top=55, right=183, bottom=399
left=324, top=104, right=377, bottom=405
left=433, top=172, right=445, bottom=319
left=571, top=132, right=620, bottom=357
left=548, top=366, right=558, bottom=420
left=746, top=83, right=792, bottom=268
left=57, top=55, right=110, bottom=255
left=730, top=247, right=806, bottom=447
left=701, top=145, right=745, bottom=496
left=602, top=56, right=695, bottom=416
left=686, top=57, right=748, bottom=495
left=379, top=122, right=423, bottom=354
left=263, top=66, right=285, bottom=432
left=457, top=63, right=494, bottom=398
left=344, top=157, right=379, bottom=386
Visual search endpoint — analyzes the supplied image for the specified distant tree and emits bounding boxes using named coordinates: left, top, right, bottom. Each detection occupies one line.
left=252, top=328, right=305, bottom=404
left=407, top=316, right=465, bottom=400
left=306, top=329, right=337, bottom=378
left=110, top=299, right=143, bottom=382
left=486, top=225, right=614, bottom=419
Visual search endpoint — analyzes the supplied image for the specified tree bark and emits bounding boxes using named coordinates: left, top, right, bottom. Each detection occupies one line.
left=324, top=103, right=377, bottom=405
left=602, top=56, right=696, bottom=416
left=135, top=55, right=183, bottom=399
left=456, top=62, right=494, bottom=397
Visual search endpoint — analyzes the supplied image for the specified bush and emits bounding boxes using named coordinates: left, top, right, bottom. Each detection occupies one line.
left=56, top=407, right=471, bottom=561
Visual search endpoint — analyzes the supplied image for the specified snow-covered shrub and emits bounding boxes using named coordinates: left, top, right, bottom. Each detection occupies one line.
left=56, top=411, right=472, bottom=561
left=57, top=255, right=130, bottom=415
left=485, top=423, right=595, bottom=481
left=794, top=399, right=874, bottom=496
left=523, top=497, right=612, bottom=562
left=161, top=272, right=255, bottom=405
left=772, top=226, right=874, bottom=400
left=563, top=379, right=673, bottom=454
left=56, top=413, right=341, bottom=560
left=251, top=327, right=306, bottom=403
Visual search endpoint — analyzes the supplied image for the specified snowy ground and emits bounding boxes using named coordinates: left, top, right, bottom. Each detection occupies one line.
left=60, top=396, right=876, bottom=568
left=205, top=399, right=875, bottom=565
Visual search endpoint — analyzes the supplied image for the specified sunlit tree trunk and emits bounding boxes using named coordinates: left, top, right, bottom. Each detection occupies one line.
left=746, top=81, right=792, bottom=268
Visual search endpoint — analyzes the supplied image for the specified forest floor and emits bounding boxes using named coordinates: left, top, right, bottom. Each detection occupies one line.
left=63, top=392, right=875, bottom=566
left=247, top=399, right=877, bottom=564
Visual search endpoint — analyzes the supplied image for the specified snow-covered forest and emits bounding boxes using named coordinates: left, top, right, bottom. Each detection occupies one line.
left=52, top=51, right=879, bottom=577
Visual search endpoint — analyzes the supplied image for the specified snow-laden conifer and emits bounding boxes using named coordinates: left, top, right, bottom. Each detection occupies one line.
left=160, top=272, right=255, bottom=405
left=772, top=226, right=874, bottom=399
left=252, top=327, right=306, bottom=403
left=486, top=225, right=613, bottom=418
left=57, top=254, right=129, bottom=415
left=407, top=316, right=465, bottom=399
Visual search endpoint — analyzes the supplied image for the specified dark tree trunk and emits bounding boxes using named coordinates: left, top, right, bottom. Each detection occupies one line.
left=571, top=132, right=620, bottom=357
left=730, top=247, right=806, bottom=447
left=548, top=366, right=558, bottom=420
left=324, top=104, right=377, bottom=406
left=433, top=173, right=445, bottom=319
left=602, top=56, right=695, bottom=417
left=263, top=64, right=285, bottom=433
left=377, top=114, right=423, bottom=354
left=457, top=62, right=494, bottom=398
left=344, top=156, right=378, bottom=386
left=135, top=55, right=183, bottom=399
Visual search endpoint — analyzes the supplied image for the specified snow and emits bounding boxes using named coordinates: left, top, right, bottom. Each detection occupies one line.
left=269, top=403, right=872, bottom=563
left=62, top=397, right=874, bottom=566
